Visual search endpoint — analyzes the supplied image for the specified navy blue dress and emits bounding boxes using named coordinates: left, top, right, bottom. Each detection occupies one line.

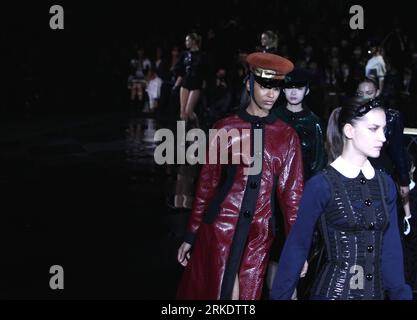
left=270, top=167, right=412, bottom=300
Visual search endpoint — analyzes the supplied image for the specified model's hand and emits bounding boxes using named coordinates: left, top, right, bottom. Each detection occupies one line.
left=400, top=186, right=410, bottom=201
left=177, top=242, right=192, bottom=266
left=291, top=288, right=298, bottom=300
left=300, top=260, right=308, bottom=278
left=404, top=215, right=412, bottom=236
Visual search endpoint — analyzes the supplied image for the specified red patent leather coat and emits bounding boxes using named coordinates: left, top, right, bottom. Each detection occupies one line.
left=176, top=109, right=304, bottom=300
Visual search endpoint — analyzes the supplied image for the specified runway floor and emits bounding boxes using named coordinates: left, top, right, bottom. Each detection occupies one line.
left=0, top=110, right=186, bottom=299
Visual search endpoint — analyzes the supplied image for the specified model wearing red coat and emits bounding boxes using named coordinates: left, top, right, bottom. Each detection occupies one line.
left=176, top=107, right=304, bottom=299
left=176, top=52, right=304, bottom=299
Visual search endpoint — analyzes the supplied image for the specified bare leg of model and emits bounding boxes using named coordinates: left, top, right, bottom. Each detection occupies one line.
left=175, top=164, right=197, bottom=209
left=231, top=274, right=240, bottom=300
left=184, top=90, right=201, bottom=124
left=266, top=261, right=278, bottom=296
left=176, top=88, right=191, bottom=208
left=138, top=83, right=144, bottom=101
left=176, top=87, right=189, bottom=208
left=130, top=83, right=137, bottom=101
left=181, top=166, right=196, bottom=209
left=180, top=87, right=190, bottom=121
left=174, top=169, right=185, bottom=208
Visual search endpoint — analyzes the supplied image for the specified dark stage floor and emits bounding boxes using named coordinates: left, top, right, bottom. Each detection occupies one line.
left=0, top=110, right=187, bottom=299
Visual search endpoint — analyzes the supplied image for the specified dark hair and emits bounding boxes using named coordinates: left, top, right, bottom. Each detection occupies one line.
left=371, top=46, right=384, bottom=56
left=240, top=86, right=251, bottom=108
left=326, top=96, right=384, bottom=162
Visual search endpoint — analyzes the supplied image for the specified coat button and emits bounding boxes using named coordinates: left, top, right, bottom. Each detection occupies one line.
left=250, top=181, right=258, bottom=189
left=244, top=210, right=251, bottom=218
left=366, top=274, right=373, bottom=281
left=367, top=245, right=374, bottom=252
left=364, top=199, right=372, bottom=206
left=360, top=178, right=366, bottom=184
left=368, top=222, right=375, bottom=230
left=254, top=122, right=263, bottom=129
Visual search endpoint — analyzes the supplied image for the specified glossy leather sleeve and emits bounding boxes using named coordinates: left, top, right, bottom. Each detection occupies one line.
left=277, top=130, right=304, bottom=235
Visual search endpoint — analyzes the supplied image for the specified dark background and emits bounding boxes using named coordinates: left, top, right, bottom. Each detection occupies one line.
left=1, top=1, right=416, bottom=300
left=4, top=0, right=415, bottom=115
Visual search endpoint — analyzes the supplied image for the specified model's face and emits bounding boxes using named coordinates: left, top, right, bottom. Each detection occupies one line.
left=247, top=80, right=280, bottom=112
left=185, top=36, right=193, bottom=49
left=283, top=87, right=308, bottom=105
left=356, top=82, right=377, bottom=99
left=261, top=33, right=270, bottom=47
left=346, top=108, right=386, bottom=158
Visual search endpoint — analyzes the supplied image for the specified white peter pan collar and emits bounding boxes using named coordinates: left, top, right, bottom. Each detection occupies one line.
left=330, top=156, right=375, bottom=179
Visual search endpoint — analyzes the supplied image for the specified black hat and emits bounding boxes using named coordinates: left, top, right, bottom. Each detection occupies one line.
left=283, top=68, right=311, bottom=88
